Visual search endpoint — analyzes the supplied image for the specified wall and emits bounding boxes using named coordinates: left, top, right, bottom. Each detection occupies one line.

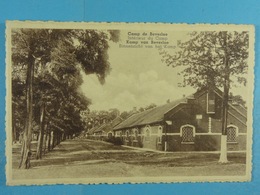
left=141, top=125, right=159, bottom=150
left=114, top=124, right=163, bottom=150
left=114, top=91, right=247, bottom=152
left=163, top=90, right=247, bottom=152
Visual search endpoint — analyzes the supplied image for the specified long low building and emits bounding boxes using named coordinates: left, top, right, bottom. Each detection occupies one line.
left=113, top=87, right=247, bottom=152
left=88, top=116, right=123, bottom=140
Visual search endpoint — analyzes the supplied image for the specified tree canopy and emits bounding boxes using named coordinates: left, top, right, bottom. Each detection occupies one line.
left=11, top=28, right=119, bottom=168
left=160, top=31, right=249, bottom=89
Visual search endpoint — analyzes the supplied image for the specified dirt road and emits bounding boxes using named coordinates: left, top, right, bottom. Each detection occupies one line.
left=12, top=139, right=246, bottom=180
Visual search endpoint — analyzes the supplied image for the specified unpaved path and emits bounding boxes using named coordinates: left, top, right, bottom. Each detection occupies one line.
left=12, top=139, right=246, bottom=180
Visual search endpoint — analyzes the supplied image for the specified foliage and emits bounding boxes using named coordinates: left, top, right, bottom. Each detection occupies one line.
left=12, top=28, right=120, bottom=137
left=84, top=108, right=120, bottom=130
left=120, top=111, right=130, bottom=119
left=160, top=31, right=249, bottom=162
left=11, top=28, right=120, bottom=168
left=160, top=31, right=249, bottom=89
left=229, top=93, right=246, bottom=108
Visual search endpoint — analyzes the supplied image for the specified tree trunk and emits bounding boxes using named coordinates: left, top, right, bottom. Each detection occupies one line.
left=12, top=103, right=17, bottom=143
left=62, top=133, right=64, bottom=141
left=56, top=131, right=59, bottom=146
left=36, top=103, right=45, bottom=159
left=19, top=52, right=34, bottom=169
left=56, top=131, right=58, bottom=145
left=42, top=133, right=46, bottom=155
left=52, top=131, right=55, bottom=149
left=219, top=31, right=230, bottom=163
left=59, top=132, right=62, bottom=143
left=58, top=132, right=61, bottom=144
left=47, top=129, right=51, bottom=152
left=219, top=83, right=229, bottom=163
left=42, top=124, right=49, bottom=154
left=51, top=132, right=54, bottom=149
left=12, top=119, right=17, bottom=144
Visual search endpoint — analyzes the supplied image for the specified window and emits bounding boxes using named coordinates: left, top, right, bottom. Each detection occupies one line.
left=126, top=130, right=129, bottom=140
left=196, top=114, right=202, bottom=120
left=108, top=132, right=113, bottom=138
left=133, top=128, right=138, bottom=141
left=180, top=125, right=195, bottom=143
left=144, top=125, right=151, bottom=141
left=227, top=125, right=238, bottom=143
left=207, top=91, right=215, bottom=114
left=158, top=126, right=163, bottom=143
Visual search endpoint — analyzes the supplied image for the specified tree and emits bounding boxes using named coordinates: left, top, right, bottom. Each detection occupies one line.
left=120, top=111, right=130, bottom=120
left=12, top=29, right=41, bottom=169
left=35, top=103, right=45, bottom=159
left=12, top=67, right=27, bottom=143
left=108, top=108, right=120, bottom=120
left=12, top=29, right=120, bottom=168
left=160, top=31, right=249, bottom=163
left=229, top=93, right=246, bottom=108
left=145, top=103, right=157, bottom=110
left=12, top=29, right=75, bottom=168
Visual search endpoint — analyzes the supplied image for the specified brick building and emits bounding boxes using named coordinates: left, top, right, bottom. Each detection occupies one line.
left=88, top=116, right=123, bottom=140
left=113, top=88, right=247, bottom=152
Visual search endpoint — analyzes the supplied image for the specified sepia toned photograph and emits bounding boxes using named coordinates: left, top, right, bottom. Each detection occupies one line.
left=5, top=21, right=254, bottom=185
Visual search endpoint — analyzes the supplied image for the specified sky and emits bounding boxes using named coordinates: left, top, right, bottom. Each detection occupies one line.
left=79, top=30, right=247, bottom=112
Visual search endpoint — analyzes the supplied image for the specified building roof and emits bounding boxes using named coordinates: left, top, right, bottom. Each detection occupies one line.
left=114, top=87, right=247, bottom=130
left=231, top=104, right=247, bottom=116
left=87, top=125, right=100, bottom=135
left=113, top=98, right=187, bottom=130
left=94, top=116, right=123, bottom=133
left=210, top=87, right=247, bottom=118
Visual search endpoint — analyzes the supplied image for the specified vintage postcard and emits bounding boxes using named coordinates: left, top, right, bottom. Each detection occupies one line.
left=5, top=21, right=254, bottom=185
